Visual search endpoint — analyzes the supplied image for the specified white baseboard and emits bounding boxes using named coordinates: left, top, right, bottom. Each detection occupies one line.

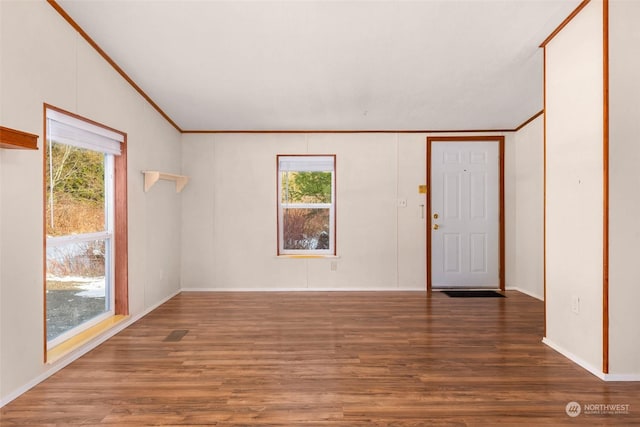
left=602, top=373, right=640, bottom=381
left=181, top=287, right=426, bottom=292
left=543, top=338, right=640, bottom=381
left=506, top=286, right=544, bottom=301
left=0, top=290, right=181, bottom=408
left=542, top=337, right=606, bottom=380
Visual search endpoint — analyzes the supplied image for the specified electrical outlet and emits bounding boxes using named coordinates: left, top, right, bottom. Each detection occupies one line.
left=398, top=199, right=407, bottom=208
left=571, top=295, right=580, bottom=314
left=330, top=261, right=337, bottom=272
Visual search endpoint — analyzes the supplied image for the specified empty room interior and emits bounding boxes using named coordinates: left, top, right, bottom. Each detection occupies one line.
left=1, top=0, right=640, bottom=424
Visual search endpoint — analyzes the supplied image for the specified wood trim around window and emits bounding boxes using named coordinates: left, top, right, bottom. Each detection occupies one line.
left=426, top=136, right=506, bottom=292
left=114, top=134, right=129, bottom=316
left=42, top=108, right=48, bottom=362
left=42, top=104, right=128, bottom=361
left=276, top=154, right=337, bottom=257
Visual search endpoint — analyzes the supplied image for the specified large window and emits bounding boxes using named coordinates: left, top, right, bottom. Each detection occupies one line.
left=44, top=106, right=127, bottom=350
left=277, top=155, right=336, bottom=255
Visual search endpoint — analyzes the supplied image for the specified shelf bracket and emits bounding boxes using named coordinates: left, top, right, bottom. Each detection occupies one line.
left=142, top=170, right=189, bottom=193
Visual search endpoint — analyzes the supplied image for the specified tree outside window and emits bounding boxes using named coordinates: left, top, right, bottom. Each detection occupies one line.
left=278, top=155, right=336, bottom=255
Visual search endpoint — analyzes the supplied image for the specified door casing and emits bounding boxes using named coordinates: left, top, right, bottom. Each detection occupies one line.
left=426, top=136, right=505, bottom=291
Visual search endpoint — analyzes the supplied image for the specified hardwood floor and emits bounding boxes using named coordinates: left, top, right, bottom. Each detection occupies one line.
left=2, top=291, right=639, bottom=426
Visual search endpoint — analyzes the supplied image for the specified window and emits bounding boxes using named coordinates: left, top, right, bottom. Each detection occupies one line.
left=44, top=106, right=127, bottom=351
left=277, top=155, right=336, bottom=255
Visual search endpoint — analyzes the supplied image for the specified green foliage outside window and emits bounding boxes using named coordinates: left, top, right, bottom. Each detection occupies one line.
left=281, top=171, right=332, bottom=204
left=280, top=170, right=332, bottom=251
left=46, top=143, right=105, bottom=236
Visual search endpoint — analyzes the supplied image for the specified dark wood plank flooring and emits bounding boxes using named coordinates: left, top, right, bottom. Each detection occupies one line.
left=2, top=291, right=639, bottom=426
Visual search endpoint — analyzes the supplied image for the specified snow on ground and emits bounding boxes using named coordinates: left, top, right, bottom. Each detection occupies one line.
left=75, top=279, right=106, bottom=298
left=46, top=275, right=106, bottom=298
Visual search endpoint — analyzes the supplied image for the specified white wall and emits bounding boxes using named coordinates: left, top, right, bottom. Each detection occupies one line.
left=509, top=116, right=544, bottom=300
left=544, top=0, right=604, bottom=373
left=181, top=132, right=519, bottom=291
left=609, top=0, right=640, bottom=377
left=0, top=0, right=182, bottom=403
left=181, top=133, right=412, bottom=290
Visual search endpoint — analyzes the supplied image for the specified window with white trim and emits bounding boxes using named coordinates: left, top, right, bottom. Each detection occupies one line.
left=277, top=155, right=336, bottom=255
left=45, top=107, right=123, bottom=349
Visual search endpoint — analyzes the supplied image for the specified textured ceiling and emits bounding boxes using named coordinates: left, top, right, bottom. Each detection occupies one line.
left=56, top=0, right=580, bottom=132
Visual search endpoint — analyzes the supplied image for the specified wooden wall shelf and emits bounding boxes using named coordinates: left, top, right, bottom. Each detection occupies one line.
left=142, top=171, right=189, bottom=193
left=0, top=126, right=39, bottom=149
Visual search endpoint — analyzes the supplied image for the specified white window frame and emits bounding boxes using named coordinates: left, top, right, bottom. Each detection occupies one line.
left=277, top=155, right=336, bottom=256
left=45, top=108, right=118, bottom=350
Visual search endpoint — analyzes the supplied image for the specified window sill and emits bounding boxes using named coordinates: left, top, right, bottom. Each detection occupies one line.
left=46, top=314, right=128, bottom=364
left=277, top=255, right=340, bottom=259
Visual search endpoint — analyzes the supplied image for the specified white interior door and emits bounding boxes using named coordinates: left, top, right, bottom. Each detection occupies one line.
left=430, top=141, right=500, bottom=288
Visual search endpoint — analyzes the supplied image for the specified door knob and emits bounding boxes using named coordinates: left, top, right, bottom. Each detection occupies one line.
left=433, top=224, right=439, bottom=230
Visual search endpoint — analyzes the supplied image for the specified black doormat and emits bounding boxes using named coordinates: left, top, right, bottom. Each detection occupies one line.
left=442, top=290, right=505, bottom=298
